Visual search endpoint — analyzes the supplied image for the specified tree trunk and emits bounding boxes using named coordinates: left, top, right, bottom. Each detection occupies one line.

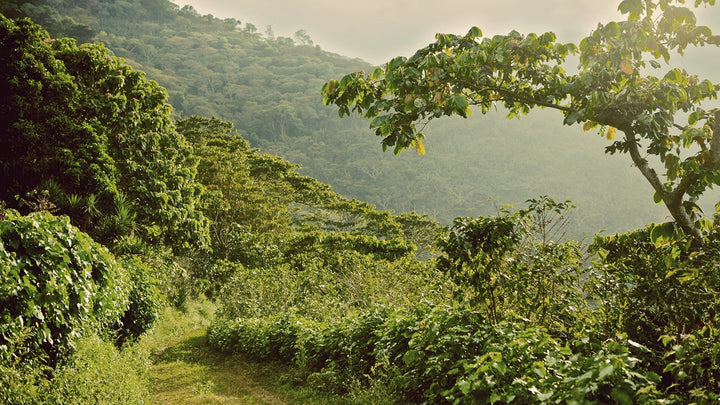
left=622, top=128, right=704, bottom=241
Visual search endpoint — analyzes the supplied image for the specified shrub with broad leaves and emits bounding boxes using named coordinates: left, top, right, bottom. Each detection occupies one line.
left=0, top=210, right=129, bottom=366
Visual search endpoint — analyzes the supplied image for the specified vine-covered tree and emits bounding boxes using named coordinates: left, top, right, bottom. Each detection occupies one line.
left=322, top=0, right=720, bottom=241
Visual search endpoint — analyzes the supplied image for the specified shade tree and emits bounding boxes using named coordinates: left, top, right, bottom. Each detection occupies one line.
left=322, top=0, right=720, bottom=242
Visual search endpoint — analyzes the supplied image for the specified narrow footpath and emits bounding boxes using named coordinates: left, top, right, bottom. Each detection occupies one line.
left=150, top=329, right=288, bottom=404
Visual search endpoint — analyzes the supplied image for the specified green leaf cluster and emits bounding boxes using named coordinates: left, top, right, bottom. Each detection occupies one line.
left=588, top=224, right=720, bottom=351
left=437, top=200, right=585, bottom=328
left=0, top=210, right=130, bottom=367
left=177, top=116, right=435, bottom=298
left=209, top=303, right=663, bottom=404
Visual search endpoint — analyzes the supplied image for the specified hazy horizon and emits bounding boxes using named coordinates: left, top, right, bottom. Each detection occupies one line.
left=172, top=1, right=719, bottom=67
left=172, top=1, right=629, bottom=65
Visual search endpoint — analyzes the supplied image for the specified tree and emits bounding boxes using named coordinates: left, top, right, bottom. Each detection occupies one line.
left=177, top=116, right=296, bottom=258
left=180, top=119, right=408, bottom=242
left=322, top=0, right=720, bottom=241
left=294, top=29, right=313, bottom=46
left=436, top=200, right=585, bottom=327
left=0, top=16, right=210, bottom=253
left=0, top=16, right=117, bottom=226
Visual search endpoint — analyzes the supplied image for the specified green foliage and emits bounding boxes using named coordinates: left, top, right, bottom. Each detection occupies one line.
left=53, top=37, right=210, bottom=252
left=205, top=207, right=720, bottom=402
left=114, top=256, right=164, bottom=346
left=0, top=210, right=129, bottom=367
left=12, top=0, right=691, bottom=241
left=6, top=2, right=720, bottom=402
left=437, top=214, right=520, bottom=323
left=322, top=0, right=720, bottom=240
left=0, top=0, right=96, bottom=43
left=284, top=231, right=414, bottom=263
left=296, top=307, right=391, bottom=394
left=377, top=305, right=660, bottom=404
left=44, top=335, right=150, bottom=404
left=208, top=313, right=302, bottom=363
left=178, top=116, right=295, bottom=243
left=439, top=213, right=519, bottom=276
left=1, top=332, right=152, bottom=405
left=138, top=245, right=199, bottom=310
left=586, top=222, right=720, bottom=400
left=0, top=298, right=217, bottom=405
left=0, top=16, right=116, bottom=212
left=660, top=325, right=720, bottom=402
left=179, top=115, right=426, bottom=298
left=214, top=251, right=447, bottom=323
left=587, top=224, right=720, bottom=348
left=436, top=200, right=586, bottom=329
left=209, top=302, right=664, bottom=404
left=0, top=342, right=51, bottom=405
left=521, top=196, right=577, bottom=244
left=0, top=15, right=210, bottom=253
left=179, top=115, right=307, bottom=296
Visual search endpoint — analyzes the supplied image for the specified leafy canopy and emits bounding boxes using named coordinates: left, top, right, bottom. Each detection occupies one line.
left=322, top=0, right=720, bottom=240
left=0, top=16, right=210, bottom=253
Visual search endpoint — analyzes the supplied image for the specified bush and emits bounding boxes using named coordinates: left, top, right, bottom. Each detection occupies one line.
left=0, top=351, right=50, bottom=405
left=372, top=304, right=661, bottom=404
left=436, top=204, right=587, bottom=330
left=215, top=253, right=449, bottom=324
left=207, top=312, right=302, bottom=362
left=0, top=16, right=210, bottom=254
left=209, top=301, right=663, bottom=403
left=114, top=256, right=164, bottom=345
left=296, top=307, right=391, bottom=394
left=659, top=325, right=720, bottom=403
left=1, top=333, right=152, bottom=405
left=0, top=210, right=129, bottom=366
left=588, top=225, right=720, bottom=343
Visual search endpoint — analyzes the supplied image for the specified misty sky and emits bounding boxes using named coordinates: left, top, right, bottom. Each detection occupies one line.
left=172, top=1, right=719, bottom=66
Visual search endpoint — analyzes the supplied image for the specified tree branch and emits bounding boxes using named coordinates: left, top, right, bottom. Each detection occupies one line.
left=623, top=128, right=667, bottom=200
left=708, top=110, right=720, bottom=166
left=669, top=111, right=720, bottom=209
left=460, top=82, right=574, bottom=113
left=622, top=127, right=703, bottom=240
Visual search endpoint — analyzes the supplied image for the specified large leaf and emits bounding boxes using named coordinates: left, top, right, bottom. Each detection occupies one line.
left=618, top=0, right=644, bottom=17
left=650, top=222, right=678, bottom=246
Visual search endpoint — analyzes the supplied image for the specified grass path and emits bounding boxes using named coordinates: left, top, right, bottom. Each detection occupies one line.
left=149, top=328, right=290, bottom=404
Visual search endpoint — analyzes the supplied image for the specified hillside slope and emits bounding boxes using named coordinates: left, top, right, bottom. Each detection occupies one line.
left=5, top=0, right=708, bottom=237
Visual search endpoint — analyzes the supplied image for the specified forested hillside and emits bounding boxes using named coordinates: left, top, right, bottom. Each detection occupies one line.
left=0, top=0, right=691, bottom=238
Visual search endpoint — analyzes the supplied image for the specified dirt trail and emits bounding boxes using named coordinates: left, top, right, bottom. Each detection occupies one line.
left=150, top=329, right=288, bottom=404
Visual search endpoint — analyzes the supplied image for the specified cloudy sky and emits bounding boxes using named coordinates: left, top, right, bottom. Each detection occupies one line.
left=172, top=1, right=719, bottom=65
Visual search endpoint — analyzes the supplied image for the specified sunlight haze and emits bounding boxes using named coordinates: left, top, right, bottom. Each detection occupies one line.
left=174, top=1, right=627, bottom=64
